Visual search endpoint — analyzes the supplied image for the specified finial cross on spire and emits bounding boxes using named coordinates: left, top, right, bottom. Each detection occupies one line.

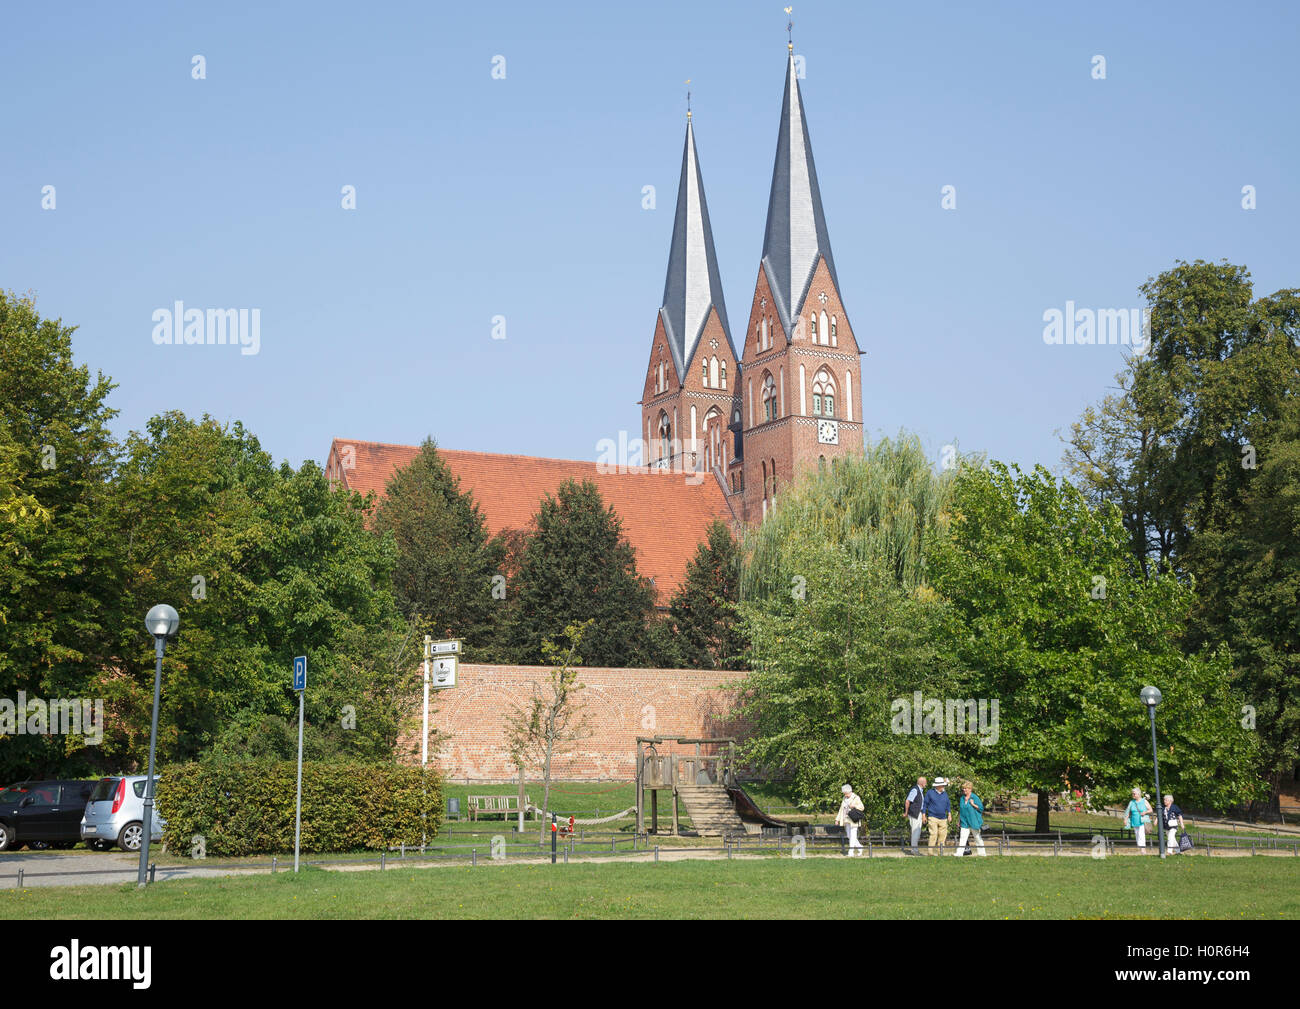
left=785, top=6, right=793, bottom=51
left=685, top=79, right=692, bottom=119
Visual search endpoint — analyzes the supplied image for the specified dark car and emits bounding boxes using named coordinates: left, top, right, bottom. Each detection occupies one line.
left=0, top=780, right=96, bottom=850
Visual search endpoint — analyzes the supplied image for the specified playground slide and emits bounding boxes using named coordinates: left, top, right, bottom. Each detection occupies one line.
left=727, top=785, right=795, bottom=830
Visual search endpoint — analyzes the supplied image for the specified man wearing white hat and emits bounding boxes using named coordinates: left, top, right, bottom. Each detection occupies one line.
left=835, top=784, right=865, bottom=856
left=924, top=778, right=952, bottom=854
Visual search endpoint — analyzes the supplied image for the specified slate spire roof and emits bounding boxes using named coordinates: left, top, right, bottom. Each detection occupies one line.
left=659, top=116, right=732, bottom=378
left=760, top=51, right=840, bottom=342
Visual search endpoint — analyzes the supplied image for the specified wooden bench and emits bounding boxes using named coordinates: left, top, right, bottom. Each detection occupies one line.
left=468, top=794, right=531, bottom=821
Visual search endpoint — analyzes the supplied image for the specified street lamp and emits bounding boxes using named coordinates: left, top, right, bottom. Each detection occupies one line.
left=1140, top=685, right=1166, bottom=859
left=139, top=604, right=179, bottom=886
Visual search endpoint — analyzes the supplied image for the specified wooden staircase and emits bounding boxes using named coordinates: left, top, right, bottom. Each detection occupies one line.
left=675, top=784, right=753, bottom=836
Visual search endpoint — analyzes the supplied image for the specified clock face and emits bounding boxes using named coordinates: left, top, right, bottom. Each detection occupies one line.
left=818, top=420, right=839, bottom=445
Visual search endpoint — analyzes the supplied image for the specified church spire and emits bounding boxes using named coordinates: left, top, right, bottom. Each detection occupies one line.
left=760, top=48, right=839, bottom=342
left=659, top=112, right=732, bottom=379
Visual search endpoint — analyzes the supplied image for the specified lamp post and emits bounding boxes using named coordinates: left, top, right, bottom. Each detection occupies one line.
left=139, top=604, right=179, bottom=886
left=1140, top=685, right=1166, bottom=859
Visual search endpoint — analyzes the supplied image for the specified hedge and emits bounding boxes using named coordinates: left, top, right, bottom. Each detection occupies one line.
left=157, top=761, right=444, bottom=857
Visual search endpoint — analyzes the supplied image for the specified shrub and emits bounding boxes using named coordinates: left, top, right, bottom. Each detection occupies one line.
left=157, top=761, right=443, bottom=856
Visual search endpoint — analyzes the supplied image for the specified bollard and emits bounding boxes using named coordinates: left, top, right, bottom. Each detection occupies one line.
left=272, top=857, right=277, bottom=874
left=654, top=845, right=660, bottom=862
left=16, top=869, right=22, bottom=889
left=563, top=848, right=568, bottom=864
left=867, top=835, right=873, bottom=857
left=149, top=863, right=156, bottom=883
left=380, top=850, right=386, bottom=871
left=401, top=843, right=405, bottom=859
left=472, top=848, right=477, bottom=866
left=611, top=837, right=616, bottom=853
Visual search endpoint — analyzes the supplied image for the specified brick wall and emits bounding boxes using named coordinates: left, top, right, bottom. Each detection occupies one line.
left=406, top=663, right=747, bottom=782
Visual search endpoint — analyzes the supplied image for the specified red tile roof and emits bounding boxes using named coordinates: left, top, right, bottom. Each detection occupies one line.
left=326, top=439, right=735, bottom=601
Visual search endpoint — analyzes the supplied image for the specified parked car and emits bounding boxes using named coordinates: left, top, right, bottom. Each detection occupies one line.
left=0, top=780, right=96, bottom=851
left=80, top=775, right=166, bottom=852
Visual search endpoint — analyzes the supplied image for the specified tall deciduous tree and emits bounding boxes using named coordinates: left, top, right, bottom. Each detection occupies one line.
left=742, top=432, right=960, bottom=599
left=736, top=437, right=980, bottom=823
left=1063, top=260, right=1300, bottom=795
left=0, top=292, right=118, bottom=780
left=928, top=462, right=1260, bottom=831
left=102, top=412, right=406, bottom=767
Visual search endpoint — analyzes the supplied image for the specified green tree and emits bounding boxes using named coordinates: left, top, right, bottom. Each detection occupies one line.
left=373, top=439, right=503, bottom=654
left=743, top=432, right=959, bottom=598
left=928, top=463, right=1260, bottom=831
left=101, top=413, right=407, bottom=767
left=735, top=436, right=978, bottom=824
left=0, top=291, right=119, bottom=780
left=1063, top=260, right=1300, bottom=794
left=504, top=480, right=657, bottom=667
left=1185, top=392, right=1300, bottom=798
left=665, top=520, right=747, bottom=670
left=504, top=621, right=592, bottom=818
left=740, top=541, right=979, bottom=826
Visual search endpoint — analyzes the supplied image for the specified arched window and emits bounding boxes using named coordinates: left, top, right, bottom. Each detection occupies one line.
left=710, top=356, right=719, bottom=387
left=812, top=368, right=836, bottom=418
left=761, top=372, right=778, bottom=422
left=761, top=460, right=768, bottom=501
left=830, top=315, right=837, bottom=345
left=719, top=361, right=727, bottom=388
left=657, top=411, right=672, bottom=463
left=703, top=408, right=721, bottom=472
left=760, top=318, right=768, bottom=350
left=810, top=314, right=818, bottom=342
left=820, top=311, right=829, bottom=347
left=702, top=360, right=709, bottom=386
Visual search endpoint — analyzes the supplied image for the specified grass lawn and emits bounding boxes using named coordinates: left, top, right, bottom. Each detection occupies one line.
left=4, top=853, right=1298, bottom=920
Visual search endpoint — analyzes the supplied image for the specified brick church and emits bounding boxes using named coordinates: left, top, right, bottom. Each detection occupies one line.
left=326, top=45, right=862, bottom=603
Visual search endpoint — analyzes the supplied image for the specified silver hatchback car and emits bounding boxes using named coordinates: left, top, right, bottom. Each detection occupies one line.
left=80, top=775, right=166, bottom=851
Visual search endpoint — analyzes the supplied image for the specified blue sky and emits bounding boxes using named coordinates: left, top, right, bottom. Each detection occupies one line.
left=4, top=1, right=1297, bottom=474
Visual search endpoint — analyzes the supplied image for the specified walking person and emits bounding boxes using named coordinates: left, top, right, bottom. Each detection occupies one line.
left=924, top=777, right=951, bottom=854
left=1161, top=794, right=1185, bottom=854
left=1126, top=787, right=1152, bottom=853
left=904, top=776, right=927, bottom=854
left=835, top=784, right=865, bottom=857
left=954, top=781, right=986, bottom=856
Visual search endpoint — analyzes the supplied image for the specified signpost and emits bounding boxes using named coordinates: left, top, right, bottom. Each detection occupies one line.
left=293, top=655, right=306, bottom=873
left=421, top=638, right=460, bottom=847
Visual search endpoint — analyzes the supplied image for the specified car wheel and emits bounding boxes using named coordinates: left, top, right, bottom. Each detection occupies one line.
left=118, top=821, right=144, bottom=852
left=0, top=823, right=14, bottom=851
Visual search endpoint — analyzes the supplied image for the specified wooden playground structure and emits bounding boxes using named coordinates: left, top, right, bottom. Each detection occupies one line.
left=637, top=735, right=766, bottom=836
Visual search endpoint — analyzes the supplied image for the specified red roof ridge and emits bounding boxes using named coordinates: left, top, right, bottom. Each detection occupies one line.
left=335, top=439, right=705, bottom=480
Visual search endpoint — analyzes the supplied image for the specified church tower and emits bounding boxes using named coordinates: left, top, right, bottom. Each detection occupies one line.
left=739, top=45, right=863, bottom=522
left=640, top=109, right=741, bottom=484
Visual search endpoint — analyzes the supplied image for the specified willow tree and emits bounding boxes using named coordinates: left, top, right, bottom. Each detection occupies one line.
left=742, top=432, right=962, bottom=600
left=736, top=434, right=984, bottom=822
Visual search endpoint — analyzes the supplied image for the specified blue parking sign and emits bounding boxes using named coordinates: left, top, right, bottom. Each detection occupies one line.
left=293, top=655, right=307, bottom=691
